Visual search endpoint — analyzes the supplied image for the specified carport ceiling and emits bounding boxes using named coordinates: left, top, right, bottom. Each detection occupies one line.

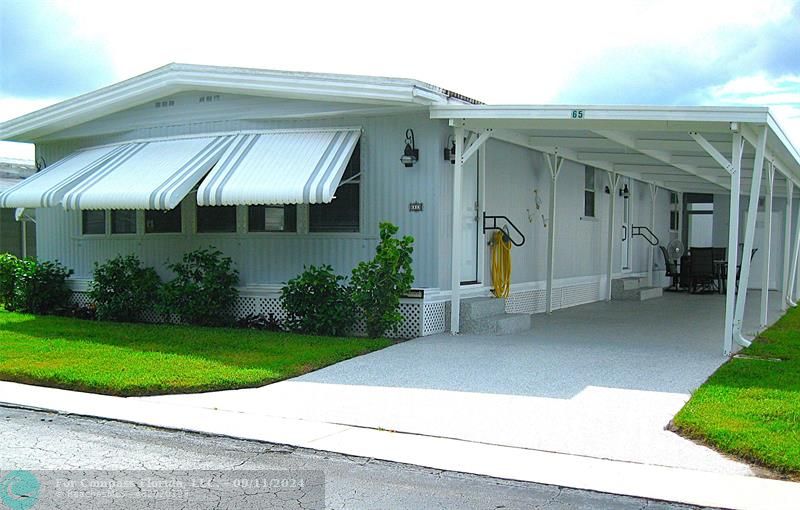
left=430, top=106, right=800, bottom=196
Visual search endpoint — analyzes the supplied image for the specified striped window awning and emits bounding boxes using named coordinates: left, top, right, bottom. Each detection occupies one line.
left=61, top=135, right=236, bottom=210
left=0, top=128, right=360, bottom=210
left=197, top=128, right=361, bottom=206
left=0, top=144, right=127, bottom=208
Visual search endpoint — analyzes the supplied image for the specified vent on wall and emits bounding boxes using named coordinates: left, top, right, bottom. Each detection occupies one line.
left=199, top=95, right=221, bottom=103
left=154, top=100, right=175, bottom=108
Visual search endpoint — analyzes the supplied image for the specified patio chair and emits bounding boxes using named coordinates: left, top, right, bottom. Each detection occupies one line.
left=688, top=247, right=716, bottom=293
left=659, top=245, right=682, bottom=291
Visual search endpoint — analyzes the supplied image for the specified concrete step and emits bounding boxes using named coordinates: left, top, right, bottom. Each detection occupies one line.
left=612, top=285, right=664, bottom=301
left=610, top=277, right=641, bottom=299
left=460, top=297, right=506, bottom=321
left=638, top=286, right=663, bottom=301
left=461, top=312, right=532, bottom=335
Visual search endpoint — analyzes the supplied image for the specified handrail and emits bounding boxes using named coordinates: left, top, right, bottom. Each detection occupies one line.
left=631, top=225, right=660, bottom=246
left=483, top=212, right=525, bottom=247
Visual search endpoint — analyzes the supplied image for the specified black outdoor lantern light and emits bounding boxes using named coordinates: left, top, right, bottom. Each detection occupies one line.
left=401, top=129, right=419, bottom=167
left=443, top=135, right=456, bottom=163
left=619, top=183, right=630, bottom=198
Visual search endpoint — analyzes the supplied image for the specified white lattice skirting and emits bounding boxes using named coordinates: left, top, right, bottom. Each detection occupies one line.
left=69, top=279, right=602, bottom=339
left=69, top=291, right=425, bottom=339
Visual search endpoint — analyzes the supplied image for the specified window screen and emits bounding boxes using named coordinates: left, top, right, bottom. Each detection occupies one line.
left=248, top=205, right=297, bottom=232
left=197, top=206, right=237, bottom=233
left=111, top=210, right=137, bottom=234
left=309, top=143, right=360, bottom=233
left=82, top=210, right=106, bottom=235
left=583, top=166, right=596, bottom=218
left=145, top=207, right=182, bottom=233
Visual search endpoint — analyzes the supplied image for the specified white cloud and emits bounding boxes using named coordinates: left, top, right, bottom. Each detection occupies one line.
left=698, top=73, right=800, bottom=150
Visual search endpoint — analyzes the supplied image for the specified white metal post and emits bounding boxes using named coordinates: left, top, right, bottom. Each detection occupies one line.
left=450, top=127, right=465, bottom=334
left=545, top=154, right=563, bottom=313
left=20, top=220, right=27, bottom=259
left=648, top=184, right=658, bottom=287
left=760, top=162, right=774, bottom=328
left=733, top=126, right=768, bottom=347
left=477, top=145, right=487, bottom=286
left=782, top=180, right=793, bottom=311
left=606, top=172, right=620, bottom=300
left=723, top=133, right=743, bottom=356
left=788, top=193, right=800, bottom=307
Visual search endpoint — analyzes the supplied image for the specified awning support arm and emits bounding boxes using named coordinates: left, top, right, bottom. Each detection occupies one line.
left=605, top=171, right=620, bottom=301
left=733, top=125, right=768, bottom=348
left=461, top=130, right=493, bottom=164
left=545, top=152, right=564, bottom=313
left=688, top=132, right=735, bottom=174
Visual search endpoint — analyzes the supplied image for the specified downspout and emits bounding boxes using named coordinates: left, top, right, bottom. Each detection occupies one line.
left=605, top=172, right=620, bottom=300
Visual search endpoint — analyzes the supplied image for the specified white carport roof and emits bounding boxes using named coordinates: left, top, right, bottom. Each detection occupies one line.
left=430, top=105, right=800, bottom=195
left=434, top=104, right=800, bottom=357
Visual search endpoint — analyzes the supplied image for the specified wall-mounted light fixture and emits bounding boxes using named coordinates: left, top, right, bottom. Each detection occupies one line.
left=443, top=135, right=456, bottom=164
left=604, top=185, right=610, bottom=194
left=619, top=184, right=630, bottom=198
left=400, top=129, right=419, bottom=168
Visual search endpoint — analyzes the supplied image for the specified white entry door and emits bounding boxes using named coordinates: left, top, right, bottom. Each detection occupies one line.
left=621, top=177, right=633, bottom=272
left=460, top=151, right=480, bottom=284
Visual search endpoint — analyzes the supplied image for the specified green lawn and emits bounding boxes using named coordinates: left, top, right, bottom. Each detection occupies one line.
left=0, top=310, right=392, bottom=396
left=673, top=306, right=800, bottom=477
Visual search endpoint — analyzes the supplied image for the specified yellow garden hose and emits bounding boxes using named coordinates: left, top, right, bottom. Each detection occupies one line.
left=491, top=230, right=512, bottom=298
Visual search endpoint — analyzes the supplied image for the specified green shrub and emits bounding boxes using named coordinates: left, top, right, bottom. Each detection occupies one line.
left=89, top=254, right=161, bottom=322
left=0, top=253, right=21, bottom=309
left=11, top=258, right=73, bottom=314
left=159, top=247, right=239, bottom=326
left=281, top=264, right=354, bottom=336
left=351, top=222, right=414, bottom=338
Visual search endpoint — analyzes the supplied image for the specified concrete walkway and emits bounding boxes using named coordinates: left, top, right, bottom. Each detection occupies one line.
left=1, top=290, right=797, bottom=509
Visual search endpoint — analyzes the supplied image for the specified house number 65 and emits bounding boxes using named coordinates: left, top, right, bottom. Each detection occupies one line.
left=571, top=110, right=585, bottom=119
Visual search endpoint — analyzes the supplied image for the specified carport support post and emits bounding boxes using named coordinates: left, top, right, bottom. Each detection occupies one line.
left=760, top=162, right=774, bottom=328
left=787, top=190, right=800, bottom=307
left=648, top=184, right=658, bottom=287
left=782, top=180, right=794, bottom=311
left=723, top=133, right=743, bottom=356
left=605, top=172, right=620, bottom=301
left=733, top=126, right=768, bottom=347
left=450, top=127, right=465, bottom=334
left=545, top=153, right=563, bottom=313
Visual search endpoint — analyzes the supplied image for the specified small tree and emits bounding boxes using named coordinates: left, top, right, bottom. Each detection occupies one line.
left=351, top=222, right=414, bottom=338
left=159, top=247, right=239, bottom=326
left=281, top=265, right=353, bottom=337
left=89, top=254, right=161, bottom=322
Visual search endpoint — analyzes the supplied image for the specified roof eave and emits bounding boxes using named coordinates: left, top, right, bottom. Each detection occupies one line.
left=0, top=63, right=453, bottom=143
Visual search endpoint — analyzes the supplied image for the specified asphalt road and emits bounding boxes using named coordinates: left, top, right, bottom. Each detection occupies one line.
left=0, top=405, right=713, bottom=509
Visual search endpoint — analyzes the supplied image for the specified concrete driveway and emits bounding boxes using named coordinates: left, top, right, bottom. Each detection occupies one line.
left=144, top=290, right=783, bottom=477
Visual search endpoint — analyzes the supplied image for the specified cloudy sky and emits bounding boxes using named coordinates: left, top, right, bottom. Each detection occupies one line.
left=1, top=0, right=799, bottom=160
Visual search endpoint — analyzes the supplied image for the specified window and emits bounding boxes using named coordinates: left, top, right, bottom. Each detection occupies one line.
left=669, top=192, right=680, bottom=231
left=82, top=210, right=106, bottom=235
left=145, top=207, right=182, bottom=233
left=248, top=205, right=297, bottom=232
left=111, top=210, right=137, bottom=234
left=197, top=205, right=237, bottom=233
left=583, top=166, right=596, bottom=218
left=310, top=143, right=360, bottom=232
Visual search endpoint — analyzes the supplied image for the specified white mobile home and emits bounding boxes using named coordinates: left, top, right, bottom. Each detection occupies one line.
left=1, top=64, right=799, bottom=352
